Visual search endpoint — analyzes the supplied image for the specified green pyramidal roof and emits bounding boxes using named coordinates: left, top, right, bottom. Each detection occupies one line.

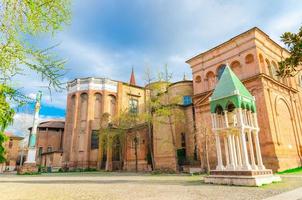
left=210, top=64, right=256, bottom=113
left=211, top=65, right=253, bottom=100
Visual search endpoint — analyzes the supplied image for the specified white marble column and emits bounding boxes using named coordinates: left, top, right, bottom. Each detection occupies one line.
left=239, top=129, right=252, bottom=170
left=227, top=133, right=235, bottom=170
left=224, top=111, right=229, bottom=128
left=235, top=134, right=242, bottom=169
left=252, top=113, right=259, bottom=128
left=246, top=111, right=251, bottom=126
left=224, top=135, right=230, bottom=168
left=247, top=129, right=257, bottom=170
left=211, top=114, right=216, bottom=129
left=253, top=130, right=265, bottom=170
left=231, top=134, right=238, bottom=168
left=243, top=110, right=248, bottom=125
left=215, top=132, right=224, bottom=170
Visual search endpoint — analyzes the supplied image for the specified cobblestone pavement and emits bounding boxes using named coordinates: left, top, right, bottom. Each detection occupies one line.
left=0, top=172, right=302, bottom=200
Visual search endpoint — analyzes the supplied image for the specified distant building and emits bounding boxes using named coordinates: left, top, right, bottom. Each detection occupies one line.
left=0, top=132, right=23, bottom=172
left=30, top=120, right=65, bottom=171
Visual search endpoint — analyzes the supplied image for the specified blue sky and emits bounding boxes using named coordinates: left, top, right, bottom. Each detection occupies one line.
left=9, top=0, right=302, bottom=135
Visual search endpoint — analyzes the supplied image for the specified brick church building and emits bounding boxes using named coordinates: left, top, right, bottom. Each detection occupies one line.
left=36, top=27, right=302, bottom=172
left=186, top=27, right=302, bottom=172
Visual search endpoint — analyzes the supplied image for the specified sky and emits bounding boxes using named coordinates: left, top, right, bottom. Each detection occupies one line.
left=8, top=0, right=302, bottom=136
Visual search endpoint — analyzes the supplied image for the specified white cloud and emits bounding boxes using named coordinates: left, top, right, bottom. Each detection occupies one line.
left=266, top=7, right=302, bottom=45
left=7, top=112, right=64, bottom=143
left=8, top=0, right=302, bottom=122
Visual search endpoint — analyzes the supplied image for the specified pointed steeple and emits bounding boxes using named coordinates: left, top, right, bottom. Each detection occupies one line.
left=210, top=64, right=255, bottom=113
left=129, top=67, right=136, bottom=86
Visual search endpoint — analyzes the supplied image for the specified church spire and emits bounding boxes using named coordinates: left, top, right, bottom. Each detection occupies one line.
left=129, top=67, right=136, bottom=85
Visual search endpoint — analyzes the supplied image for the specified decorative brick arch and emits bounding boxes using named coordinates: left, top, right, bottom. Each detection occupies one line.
left=230, top=60, right=241, bottom=76
left=205, top=71, right=216, bottom=90
left=70, top=94, right=76, bottom=123
left=108, top=94, right=117, bottom=117
left=258, top=53, right=266, bottom=73
left=94, top=93, right=102, bottom=119
left=265, top=59, right=273, bottom=77
left=271, top=61, right=279, bottom=80
left=80, top=93, right=88, bottom=121
left=274, top=95, right=299, bottom=160
left=245, top=54, right=254, bottom=64
left=195, top=75, right=201, bottom=83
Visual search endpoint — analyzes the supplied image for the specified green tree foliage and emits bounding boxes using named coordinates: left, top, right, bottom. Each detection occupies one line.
left=278, top=25, right=302, bottom=77
left=0, top=0, right=71, bottom=163
left=144, top=65, right=185, bottom=171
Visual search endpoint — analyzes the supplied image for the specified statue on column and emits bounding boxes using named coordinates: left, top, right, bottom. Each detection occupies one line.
left=18, top=91, right=42, bottom=174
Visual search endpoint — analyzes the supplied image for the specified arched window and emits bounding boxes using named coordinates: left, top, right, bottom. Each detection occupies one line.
left=245, top=54, right=254, bottom=64
left=94, top=93, right=102, bottom=119
left=206, top=71, right=216, bottom=90
left=230, top=60, right=241, bottom=76
left=217, top=64, right=226, bottom=80
left=259, top=54, right=265, bottom=72
left=80, top=93, right=88, bottom=121
left=109, top=95, right=116, bottom=117
left=259, top=54, right=264, bottom=63
left=195, top=75, right=201, bottom=83
left=266, top=59, right=273, bottom=77
left=271, top=61, right=279, bottom=80
left=70, top=95, right=76, bottom=122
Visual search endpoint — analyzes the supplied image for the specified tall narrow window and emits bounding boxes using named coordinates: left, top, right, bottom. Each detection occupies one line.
left=80, top=93, right=88, bottom=121
left=109, top=95, right=116, bottom=117
left=206, top=71, right=216, bottom=90
left=91, top=130, right=99, bottom=149
left=271, top=61, right=279, bottom=80
left=70, top=95, right=76, bottom=123
left=94, top=93, right=102, bottom=119
left=129, top=99, right=138, bottom=114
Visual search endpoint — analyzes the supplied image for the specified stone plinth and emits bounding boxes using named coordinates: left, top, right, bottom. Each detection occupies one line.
left=18, top=163, right=38, bottom=174
left=204, top=170, right=281, bottom=186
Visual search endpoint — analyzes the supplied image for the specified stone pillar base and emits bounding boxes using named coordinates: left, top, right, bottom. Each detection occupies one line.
left=18, top=163, right=38, bottom=174
left=204, top=170, right=281, bottom=186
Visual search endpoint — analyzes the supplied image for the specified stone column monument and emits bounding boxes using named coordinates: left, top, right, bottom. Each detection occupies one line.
left=18, top=91, right=42, bottom=174
left=204, top=65, right=280, bottom=186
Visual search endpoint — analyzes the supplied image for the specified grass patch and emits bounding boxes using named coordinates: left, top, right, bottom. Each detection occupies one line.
left=277, top=167, right=302, bottom=174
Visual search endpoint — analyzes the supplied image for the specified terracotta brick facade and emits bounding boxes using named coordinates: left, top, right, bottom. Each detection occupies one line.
left=34, top=120, right=64, bottom=169
left=186, top=27, right=302, bottom=172
left=0, top=132, right=23, bottom=172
